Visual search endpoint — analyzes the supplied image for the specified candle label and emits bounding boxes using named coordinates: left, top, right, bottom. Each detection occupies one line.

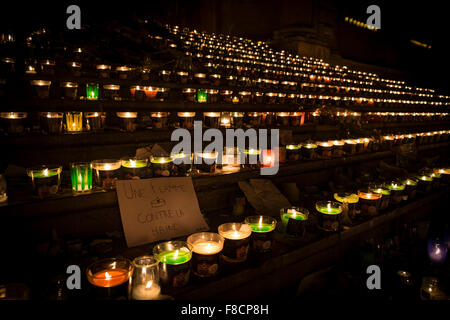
left=250, top=230, right=274, bottom=252
left=359, top=198, right=379, bottom=217
left=159, top=262, right=190, bottom=289
left=191, top=252, right=220, bottom=277
left=222, top=238, right=250, bottom=263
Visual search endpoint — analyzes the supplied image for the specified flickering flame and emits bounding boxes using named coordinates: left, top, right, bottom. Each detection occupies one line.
left=146, top=281, right=153, bottom=289
left=104, top=164, right=112, bottom=170
left=130, top=159, right=136, bottom=167
left=327, top=203, right=332, bottom=213
left=173, top=250, right=179, bottom=259
left=258, top=216, right=263, bottom=229
left=105, top=272, right=111, bottom=280
left=43, top=168, right=49, bottom=177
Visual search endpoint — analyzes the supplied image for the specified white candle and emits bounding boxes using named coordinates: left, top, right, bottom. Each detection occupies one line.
left=192, top=241, right=222, bottom=255
left=131, top=281, right=161, bottom=300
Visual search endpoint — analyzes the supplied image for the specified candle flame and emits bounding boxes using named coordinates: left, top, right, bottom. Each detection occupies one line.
left=173, top=250, right=179, bottom=259
left=104, top=164, right=112, bottom=170
left=105, top=272, right=111, bottom=280
left=146, top=281, right=153, bottom=289
left=258, top=216, right=263, bottom=228
left=130, top=160, right=136, bottom=167
left=43, top=168, right=49, bottom=177
left=327, top=203, right=332, bottom=212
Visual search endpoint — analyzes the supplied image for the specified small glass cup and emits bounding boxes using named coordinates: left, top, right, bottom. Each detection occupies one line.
left=30, top=80, right=51, bottom=98
left=85, top=112, right=105, bottom=132
left=315, top=201, right=343, bottom=232
left=129, top=256, right=161, bottom=300
left=244, top=216, right=277, bottom=253
left=40, top=112, right=63, bottom=135
left=86, top=83, right=99, bottom=100
left=60, top=82, right=78, bottom=99
left=0, top=112, right=27, bottom=135
left=151, top=156, right=173, bottom=177
left=26, top=165, right=62, bottom=198
left=187, top=232, right=224, bottom=278
left=218, top=223, right=252, bottom=263
left=92, top=159, right=121, bottom=189
left=116, top=112, right=138, bottom=132
left=65, top=112, right=83, bottom=133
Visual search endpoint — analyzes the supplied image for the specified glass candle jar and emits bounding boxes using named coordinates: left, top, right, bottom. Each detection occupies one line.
left=430, top=171, right=442, bottom=190
left=102, top=84, right=121, bottom=101
left=385, top=181, right=405, bottom=205
left=317, top=141, right=334, bottom=158
left=153, top=241, right=192, bottom=289
left=246, top=112, right=263, bottom=127
left=177, top=112, right=196, bottom=129
left=85, top=112, right=105, bottom=132
left=332, top=140, right=345, bottom=157
left=203, top=112, right=220, bottom=128
left=151, top=112, right=169, bottom=129
left=187, top=232, right=224, bottom=278
left=171, top=152, right=192, bottom=176
left=209, top=73, right=221, bottom=86
left=220, top=90, right=233, bottom=103
left=358, top=189, right=382, bottom=217
left=116, top=112, right=138, bottom=132
left=92, top=159, right=121, bottom=189
left=370, top=186, right=390, bottom=210
left=68, top=61, right=81, bottom=77
left=315, top=201, right=343, bottom=232
left=26, top=165, right=62, bottom=198
left=417, top=174, right=433, bottom=193
left=194, top=73, right=208, bottom=85
left=239, top=91, right=252, bottom=104
left=116, top=65, right=132, bottom=79
left=207, top=89, right=219, bottom=103
left=0, top=112, right=27, bottom=135
left=276, top=112, right=290, bottom=127
left=96, top=64, right=111, bottom=78
left=40, top=59, right=55, bottom=75
left=290, top=112, right=305, bottom=127
left=244, top=216, right=277, bottom=253
left=175, top=71, right=189, bottom=84
left=70, top=162, right=93, bottom=193
left=86, top=257, right=132, bottom=300
left=65, top=112, right=83, bottom=133
left=129, top=256, right=160, bottom=300
left=218, top=223, right=252, bottom=263
left=30, top=80, right=51, bottom=98
left=280, top=207, right=309, bottom=237
left=301, top=143, right=317, bottom=160
left=182, top=88, right=196, bottom=102
left=194, top=152, right=217, bottom=174
left=60, top=82, right=78, bottom=99
left=420, top=277, right=443, bottom=300
left=130, top=86, right=146, bottom=101
left=285, top=144, right=301, bottom=162
left=265, top=92, right=277, bottom=104
left=121, top=157, right=149, bottom=180
left=333, top=193, right=360, bottom=220
left=241, top=149, right=260, bottom=169
left=196, top=89, right=208, bottom=103
left=219, top=112, right=232, bottom=128
left=231, top=112, right=245, bottom=128
left=86, top=83, right=99, bottom=100
left=40, top=112, right=63, bottom=135
left=402, top=178, right=418, bottom=201
left=159, top=70, right=172, bottom=82
left=150, top=156, right=173, bottom=177
left=344, top=139, right=358, bottom=154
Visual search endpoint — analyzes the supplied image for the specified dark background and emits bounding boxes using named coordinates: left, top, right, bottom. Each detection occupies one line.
left=1, top=0, right=449, bottom=93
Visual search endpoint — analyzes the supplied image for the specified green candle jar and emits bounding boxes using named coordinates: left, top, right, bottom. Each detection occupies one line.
left=333, top=193, right=360, bottom=219
left=244, top=216, right=277, bottom=253
left=86, top=83, right=99, bottom=100
left=315, top=201, right=343, bottom=232
left=370, top=186, right=390, bottom=210
left=385, top=181, right=405, bottom=205
left=417, top=174, right=433, bottom=193
left=121, top=157, right=149, bottom=180
left=285, top=144, right=301, bottom=162
left=280, top=207, right=309, bottom=237
left=27, top=165, right=62, bottom=198
left=153, top=241, right=192, bottom=290
left=196, top=89, right=208, bottom=103
left=70, top=162, right=92, bottom=193
left=151, top=156, right=173, bottom=177
left=402, top=178, right=418, bottom=201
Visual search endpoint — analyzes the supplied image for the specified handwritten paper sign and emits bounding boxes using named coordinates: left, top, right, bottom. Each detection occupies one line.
left=116, top=177, right=209, bottom=248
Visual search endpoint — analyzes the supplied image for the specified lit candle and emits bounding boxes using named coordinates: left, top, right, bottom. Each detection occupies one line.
left=30, top=80, right=51, bottom=98
left=334, top=193, right=359, bottom=219
left=26, top=165, right=62, bottom=198
left=358, top=189, right=382, bottom=216
left=116, top=112, right=138, bottom=132
left=86, top=83, right=99, bottom=100
left=92, top=159, right=121, bottom=189
left=427, top=239, right=447, bottom=264
left=385, top=181, right=405, bottom=205
left=301, top=142, right=317, bottom=160
left=315, top=201, right=343, bottom=232
left=187, top=232, right=224, bottom=277
left=218, top=223, right=252, bottom=262
left=65, top=112, right=83, bottom=133
left=151, top=156, right=173, bottom=177
left=245, top=216, right=277, bottom=253
left=121, top=158, right=148, bottom=179
left=0, top=112, right=27, bottom=135
left=70, top=162, right=92, bottom=193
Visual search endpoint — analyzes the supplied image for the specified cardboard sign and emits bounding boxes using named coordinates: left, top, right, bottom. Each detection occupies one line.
left=116, top=177, right=209, bottom=248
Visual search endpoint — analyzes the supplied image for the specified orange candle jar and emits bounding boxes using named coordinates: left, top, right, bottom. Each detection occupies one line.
left=358, top=189, right=382, bottom=217
left=86, top=258, right=132, bottom=300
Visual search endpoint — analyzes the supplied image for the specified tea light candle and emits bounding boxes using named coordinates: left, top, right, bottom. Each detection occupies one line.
left=244, top=216, right=277, bottom=253
left=65, top=112, right=83, bottom=133
left=151, top=156, right=173, bottom=177
left=0, top=112, right=27, bottom=135
left=96, top=64, right=111, bottom=78
left=177, top=112, right=196, bottom=129
left=92, top=159, right=121, bottom=189
left=68, top=61, right=81, bottom=76
left=187, top=232, right=224, bottom=278
left=70, top=162, right=93, bottom=193
left=40, top=59, right=55, bottom=74
left=218, top=223, right=252, bottom=263
left=151, top=112, right=169, bottom=129
left=60, top=82, right=78, bottom=99
left=290, top=112, right=305, bottom=127
left=436, top=168, right=450, bottom=184
left=30, top=80, right=51, bottom=98
left=194, top=73, right=207, bottom=84
left=86, top=83, right=99, bottom=100
left=121, top=158, right=148, bottom=179
left=116, top=112, right=138, bottom=132
left=153, top=241, right=192, bottom=289
left=204, top=112, right=220, bottom=128
left=86, top=257, right=132, bottom=300
left=85, top=112, right=105, bottom=131
left=159, top=70, right=172, bottom=82
left=26, top=165, right=62, bottom=198
left=315, top=201, right=343, bottom=232
left=276, top=112, right=290, bottom=127
left=344, top=139, right=357, bottom=154
left=332, top=140, right=345, bottom=157
left=182, top=88, right=196, bottom=102
left=358, top=189, right=382, bottom=216
left=220, top=90, right=233, bottom=103
left=280, top=207, right=309, bottom=237
left=115, top=65, right=132, bottom=79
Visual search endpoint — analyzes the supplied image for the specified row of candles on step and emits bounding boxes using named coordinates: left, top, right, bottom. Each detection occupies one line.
left=22, top=79, right=449, bottom=107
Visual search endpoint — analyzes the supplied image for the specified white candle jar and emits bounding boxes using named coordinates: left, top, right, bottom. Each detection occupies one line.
left=128, top=256, right=161, bottom=300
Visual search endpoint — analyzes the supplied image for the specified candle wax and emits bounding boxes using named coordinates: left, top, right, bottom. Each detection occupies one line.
left=158, top=250, right=191, bottom=265
left=131, top=283, right=161, bottom=300
left=32, top=171, right=59, bottom=178
left=316, top=207, right=342, bottom=215
left=247, top=223, right=275, bottom=233
left=192, top=241, right=223, bottom=255
left=90, top=269, right=129, bottom=287
left=220, top=230, right=251, bottom=240
left=122, top=161, right=147, bottom=168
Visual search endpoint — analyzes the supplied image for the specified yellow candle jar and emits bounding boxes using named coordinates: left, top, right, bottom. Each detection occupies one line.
left=65, top=112, right=83, bottom=133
